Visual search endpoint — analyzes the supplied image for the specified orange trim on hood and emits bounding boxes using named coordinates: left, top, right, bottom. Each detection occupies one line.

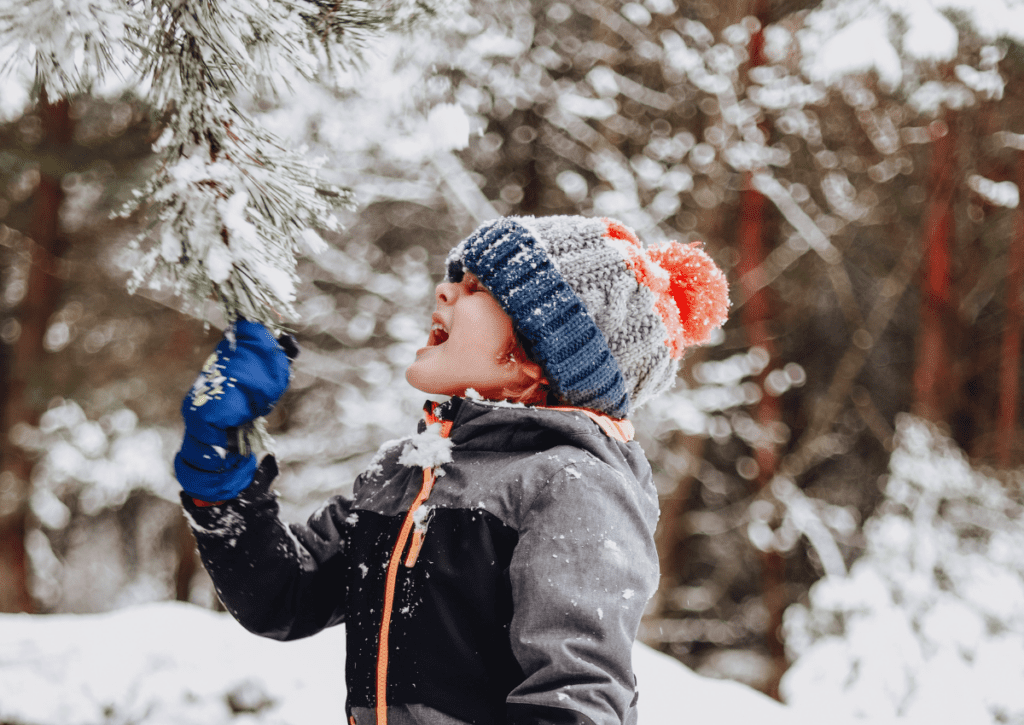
left=547, top=406, right=635, bottom=442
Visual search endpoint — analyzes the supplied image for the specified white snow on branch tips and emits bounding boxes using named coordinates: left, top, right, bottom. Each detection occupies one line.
left=122, top=134, right=325, bottom=323
left=397, top=423, right=453, bottom=470
left=801, top=13, right=902, bottom=90
left=954, top=64, right=1004, bottom=100
left=0, top=0, right=139, bottom=114
left=799, top=0, right=1024, bottom=94
left=299, top=228, right=328, bottom=255
left=119, top=83, right=347, bottom=325
left=908, top=81, right=976, bottom=116
left=3, top=0, right=422, bottom=327
left=968, top=175, right=1020, bottom=209
left=558, top=94, right=618, bottom=120
left=993, top=131, right=1024, bottom=151
left=901, top=7, right=959, bottom=62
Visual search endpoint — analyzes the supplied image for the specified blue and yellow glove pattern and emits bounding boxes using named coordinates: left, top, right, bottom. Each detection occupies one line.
left=174, top=319, right=297, bottom=502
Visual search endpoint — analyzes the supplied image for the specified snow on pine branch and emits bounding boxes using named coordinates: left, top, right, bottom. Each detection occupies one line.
left=799, top=0, right=1018, bottom=110
left=117, top=0, right=371, bottom=327
left=967, top=174, right=1020, bottom=209
left=0, top=0, right=139, bottom=103
left=120, top=98, right=346, bottom=326
left=1, top=0, right=452, bottom=328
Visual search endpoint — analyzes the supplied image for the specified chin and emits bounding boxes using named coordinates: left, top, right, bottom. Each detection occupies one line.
left=404, top=366, right=429, bottom=393
left=405, top=366, right=448, bottom=397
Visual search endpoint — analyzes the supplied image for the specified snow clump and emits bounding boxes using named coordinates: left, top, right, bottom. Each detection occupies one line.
left=397, top=423, right=454, bottom=469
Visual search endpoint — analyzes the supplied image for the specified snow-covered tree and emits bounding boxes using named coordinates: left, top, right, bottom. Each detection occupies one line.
left=782, top=415, right=1024, bottom=724
left=2, top=7, right=481, bottom=613
left=0, top=0, right=462, bottom=612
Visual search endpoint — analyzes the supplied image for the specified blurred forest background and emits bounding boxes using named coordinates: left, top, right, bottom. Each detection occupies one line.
left=2, top=0, right=1024, bottom=719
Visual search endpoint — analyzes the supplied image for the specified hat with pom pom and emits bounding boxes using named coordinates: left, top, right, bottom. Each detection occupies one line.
left=446, top=215, right=729, bottom=418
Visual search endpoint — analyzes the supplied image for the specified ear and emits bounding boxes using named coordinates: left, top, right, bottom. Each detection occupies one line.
left=503, top=358, right=550, bottom=405
left=518, top=358, right=548, bottom=386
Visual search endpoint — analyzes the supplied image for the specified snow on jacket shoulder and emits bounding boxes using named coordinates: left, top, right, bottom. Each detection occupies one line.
left=182, top=397, right=661, bottom=725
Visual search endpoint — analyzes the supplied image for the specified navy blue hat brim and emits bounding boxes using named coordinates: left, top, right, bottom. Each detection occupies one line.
left=447, top=219, right=631, bottom=419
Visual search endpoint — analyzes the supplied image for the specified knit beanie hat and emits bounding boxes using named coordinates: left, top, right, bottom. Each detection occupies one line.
left=445, top=215, right=729, bottom=419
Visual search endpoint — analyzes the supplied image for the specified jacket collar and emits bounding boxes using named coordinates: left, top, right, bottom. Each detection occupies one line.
left=422, top=396, right=634, bottom=447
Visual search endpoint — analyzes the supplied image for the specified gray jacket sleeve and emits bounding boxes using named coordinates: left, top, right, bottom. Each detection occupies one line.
left=506, top=460, right=661, bottom=725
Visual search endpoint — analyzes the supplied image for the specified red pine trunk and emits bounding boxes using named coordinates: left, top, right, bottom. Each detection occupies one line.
left=737, top=1, right=787, bottom=699
left=737, top=177, right=786, bottom=699
left=996, top=153, right=1024, bottom=465
left=913, top=118, right=957, bottom=422
left=0, top=93, right=72, bottom=612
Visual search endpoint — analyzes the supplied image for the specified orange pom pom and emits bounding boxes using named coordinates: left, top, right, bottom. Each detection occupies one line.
left=602, top=219, right=729, bottom=358
left=604, top=219, right=641, bottom=247
left=647, top=241, right=730, bottom=356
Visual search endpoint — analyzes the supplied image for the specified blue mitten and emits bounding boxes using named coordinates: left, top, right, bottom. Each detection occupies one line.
left=174, top=320, right=296, bottom=502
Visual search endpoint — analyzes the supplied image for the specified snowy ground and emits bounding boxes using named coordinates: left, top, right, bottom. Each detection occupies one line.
left=0, top=601, right=846, bottom=725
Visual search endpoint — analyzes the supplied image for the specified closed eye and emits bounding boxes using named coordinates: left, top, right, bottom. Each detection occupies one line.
left=464, top=275, right=489, bottom=295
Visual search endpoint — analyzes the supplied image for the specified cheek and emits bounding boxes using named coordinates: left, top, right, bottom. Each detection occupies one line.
left=475, top=317, right=515, bottom=361
left=469, top=301, right=516, bottom=356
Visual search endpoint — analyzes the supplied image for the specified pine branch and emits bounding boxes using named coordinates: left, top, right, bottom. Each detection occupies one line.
left=1, top=0, right=464, bottom=330
left=118, top=0, right=365, bottom=328
left=0, top=0, right=141, bottom=99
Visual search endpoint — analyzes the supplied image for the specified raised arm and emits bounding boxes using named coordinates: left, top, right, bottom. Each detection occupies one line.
left=174, top=320, right=350, bottom=640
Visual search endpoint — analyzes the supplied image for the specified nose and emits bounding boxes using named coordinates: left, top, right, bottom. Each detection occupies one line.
left=435, top=281, right=461, bottom=305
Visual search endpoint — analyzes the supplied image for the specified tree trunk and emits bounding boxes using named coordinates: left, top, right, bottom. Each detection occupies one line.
left=737, top=176, right=786, bottom=699
left=996, top=151, right=1024, bottom=466
left=913, top=117, right=957, bottom=423
left=651, top=433, right=703, bottom=614
left=737, top=0, right=787, bottom=700
left=0, top=93, right=72, bottom=612
left=174, top=513, right=198, bottom=602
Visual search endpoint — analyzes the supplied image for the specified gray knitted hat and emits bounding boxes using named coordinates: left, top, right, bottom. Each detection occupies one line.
left=446, top=215, right=729, bottom=419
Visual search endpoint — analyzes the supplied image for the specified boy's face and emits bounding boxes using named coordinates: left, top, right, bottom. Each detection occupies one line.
left=406, top=273, right=531, bottom=399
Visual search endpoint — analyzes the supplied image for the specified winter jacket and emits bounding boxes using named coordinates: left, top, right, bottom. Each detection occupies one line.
left=181, top=397, right=661, bottom=725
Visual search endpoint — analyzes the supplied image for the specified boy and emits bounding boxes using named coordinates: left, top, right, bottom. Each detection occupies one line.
left=175, top=215, right=729, bottom=725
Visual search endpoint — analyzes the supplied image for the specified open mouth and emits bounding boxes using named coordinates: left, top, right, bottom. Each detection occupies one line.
left=427, top=321, right=449, bottom=346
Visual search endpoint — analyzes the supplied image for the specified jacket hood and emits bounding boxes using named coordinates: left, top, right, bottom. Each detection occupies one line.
left=426, top=396, right=652, bottom=486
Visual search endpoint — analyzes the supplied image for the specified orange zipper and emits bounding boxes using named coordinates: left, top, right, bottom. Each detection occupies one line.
left=375, top=409, right=451, bottom=725
left=404, top=528, right=427, bottom=568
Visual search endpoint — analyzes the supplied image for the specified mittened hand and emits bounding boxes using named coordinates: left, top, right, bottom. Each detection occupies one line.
left=175, top=320, right=296, bottom=502
left=181, top=319, right=295, bottom=448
